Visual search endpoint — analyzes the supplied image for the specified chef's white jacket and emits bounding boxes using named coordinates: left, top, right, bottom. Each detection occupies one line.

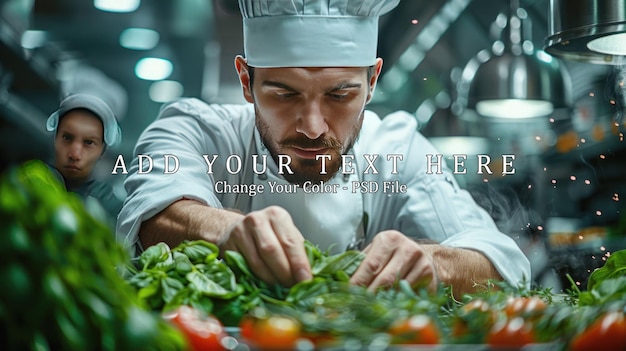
left=116, top=98, right=531, bottom=286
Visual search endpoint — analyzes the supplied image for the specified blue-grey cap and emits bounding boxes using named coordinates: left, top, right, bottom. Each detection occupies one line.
left=46, top=93, right=122, bottom=147
left=238, top=0, right=400, bottom=68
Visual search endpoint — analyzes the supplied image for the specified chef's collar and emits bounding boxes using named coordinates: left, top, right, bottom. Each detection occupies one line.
left=238, top=0, right=400, bottom=68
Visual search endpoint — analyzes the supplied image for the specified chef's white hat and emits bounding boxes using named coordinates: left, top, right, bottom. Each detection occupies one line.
left=46, top=93, right=122, bottom=147
left=238, top=0, right=400, bottom=68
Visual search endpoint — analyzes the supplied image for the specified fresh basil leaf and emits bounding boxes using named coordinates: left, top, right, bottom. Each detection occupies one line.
left=333, top=270, right=350, bottom=282
left=186, top=271, right=238, bottom=298
left=163, top=287, right=194, bottom=312
left=137, top=279, right=160, bottom=301
left=140, top=242, right=171, bottom=269
left=312, top=250, right=365, bottom=277
left=224, top=250, right=253, bottom=278
left=304, top=240, right=323, bottom=265
left=126, top=271, right=154, bottom=289
left=286, top=277, right=330, bottom=305
left=173, top=254, right=193, bottom=275
left=161, top=277, right=185, bottom=304
left=178, top=240, right=219, bottom=264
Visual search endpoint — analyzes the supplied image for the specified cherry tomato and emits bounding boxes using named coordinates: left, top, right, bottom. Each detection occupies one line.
left=570, top=311, right=626, bottom=351
left=486, top=317, right=535, bottom=347
left=504, top=296, right=547, bottom=319
left=462, top=298, right=496, bottom=325
left=451, top=318, right=469, bottom=340
left=388, top=314, right=440, bottom=344
left=239, top=314, right=254, bottom=341
left=302, top=332, right=338, bottom=348
left=452, top=299, right=495, bottom=341
left=463, top=298, right=491, bottom=314
left=239, top=310, right=301, bottom=350
left=163, top=306, right=227, bottom=351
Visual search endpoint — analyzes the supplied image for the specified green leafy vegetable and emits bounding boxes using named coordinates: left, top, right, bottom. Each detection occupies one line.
left=0, top=160, right=186, bottom=350
left=586, top=249, right=626, bottom=291
left=127, top=239, right=372, bottom=326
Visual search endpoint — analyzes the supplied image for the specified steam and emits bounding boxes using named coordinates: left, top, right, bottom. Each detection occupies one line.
left=467, top=183, right=555, bottom=289
left=605, top=63, right=626, bottom=124
left=467, top=183, right=540, bottom=238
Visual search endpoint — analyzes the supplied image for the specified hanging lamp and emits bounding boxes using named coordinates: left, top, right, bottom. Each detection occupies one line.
left=544, top=0, right=626, bottom=65
left=467, top=0, right=571, bottom=119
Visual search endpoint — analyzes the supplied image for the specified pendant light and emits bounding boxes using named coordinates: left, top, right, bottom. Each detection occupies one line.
left=544, top=0, right=626, bottom=65
left=466, top=0, right=571, bottom=119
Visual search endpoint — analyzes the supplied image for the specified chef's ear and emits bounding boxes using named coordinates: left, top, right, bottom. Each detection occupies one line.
left=235, top=55, right=255, bottom=103
left=366, top=58, right=383, bottom=104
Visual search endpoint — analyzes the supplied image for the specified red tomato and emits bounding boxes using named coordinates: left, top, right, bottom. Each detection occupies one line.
left=451, top=318, right=469, bottom=340
left=239, top=314, right=254, bottom=341
left=163, top=306, right=227, bottom=351
left=239, top=312, right=301, bottom=350
left=302, top=332, right=337, bottom=348
left=486, top=317, right=535, bottom=347
left=570, top=311, right=626, bottom=351
left=388, top=315, right=440, bottom=344
left=463, top=298, right=491, bottom=314
left=504, top=296, right=547, bottom=318
left=462, top=298, right=496, bottom=325
left=452, top=299, right=495, bottom=340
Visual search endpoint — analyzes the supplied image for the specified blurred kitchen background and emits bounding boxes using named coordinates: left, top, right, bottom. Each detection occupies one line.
left=1, top=0, right=625, bottom=292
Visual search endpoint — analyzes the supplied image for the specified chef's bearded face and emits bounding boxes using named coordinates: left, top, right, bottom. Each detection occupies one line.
left=235, top=56, right=382, bottom=186
left=257, top=109, right=362, bottom=185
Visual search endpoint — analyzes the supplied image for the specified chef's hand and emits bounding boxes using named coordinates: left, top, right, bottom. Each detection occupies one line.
left=349, top=230, right=438, bottom=292
left=219, top=206, right=313, bottom=287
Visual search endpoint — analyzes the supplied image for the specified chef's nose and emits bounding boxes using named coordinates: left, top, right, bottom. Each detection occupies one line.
left=68, top=142, right=82, bottom=161
left=296, top=101, right=329, bottom=139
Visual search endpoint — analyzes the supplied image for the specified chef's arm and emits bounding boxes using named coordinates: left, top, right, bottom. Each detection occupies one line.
left=139, top=199, right=243, bottom=249
left=420, top=244, right=502, bottom=296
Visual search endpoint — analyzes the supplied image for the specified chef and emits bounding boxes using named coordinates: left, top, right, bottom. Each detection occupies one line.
left=46, top=93, right=123, bottom=221
left=116, top=0, right=530, bottom=295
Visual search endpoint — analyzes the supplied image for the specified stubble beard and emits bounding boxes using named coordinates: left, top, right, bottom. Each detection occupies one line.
left=256, top=110, right=364, bottom=186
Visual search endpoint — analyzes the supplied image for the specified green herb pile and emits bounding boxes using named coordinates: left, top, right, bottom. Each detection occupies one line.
left=127, top=235, right=626, bottom=348
left=126, top=239, right=378, bottom=327
left=0, top=160, right=186, bottom=351
left=127, top=238, right=462, bottom=343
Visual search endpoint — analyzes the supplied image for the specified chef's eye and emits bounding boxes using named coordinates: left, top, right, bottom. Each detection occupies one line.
left=329, top=92, right=349, bottom=100
left=330, top=93, right=348, bottom=100
left=276, top=92, right=297, bottom=98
